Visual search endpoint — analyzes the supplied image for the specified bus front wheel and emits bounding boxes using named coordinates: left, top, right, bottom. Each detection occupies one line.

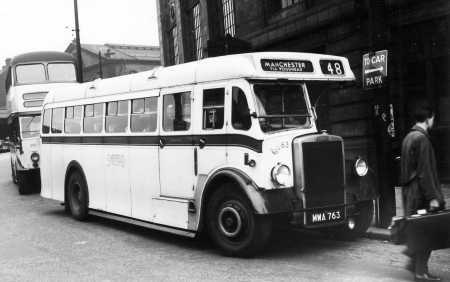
left=206, top=185, right=272, bottom=257
left=17, top=174, right=32, bottom=195
left=67, top=171, right=89, bottom=221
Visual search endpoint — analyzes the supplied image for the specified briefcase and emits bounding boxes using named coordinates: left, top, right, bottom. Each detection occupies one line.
left=404, top=209, right=450, bottom=251
left=389, top=209, right=450, bottom=248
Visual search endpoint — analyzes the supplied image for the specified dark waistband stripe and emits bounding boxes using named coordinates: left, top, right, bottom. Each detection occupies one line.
left=41, top=134, right=263, bottom=153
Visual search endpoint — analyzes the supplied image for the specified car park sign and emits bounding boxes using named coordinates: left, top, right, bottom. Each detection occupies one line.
left=362, top=50, right=388, bottom=89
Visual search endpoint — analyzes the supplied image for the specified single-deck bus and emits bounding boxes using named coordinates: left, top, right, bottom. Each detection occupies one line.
left=41, top=52, right=376, bottom=256
left=6, top=51, right=78, bottom=194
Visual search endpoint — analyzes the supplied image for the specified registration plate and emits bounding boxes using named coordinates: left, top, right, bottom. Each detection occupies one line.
left=306, top=207, right=345, bottom=226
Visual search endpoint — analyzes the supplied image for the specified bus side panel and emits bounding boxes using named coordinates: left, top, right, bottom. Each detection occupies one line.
left=129, top=146, right=160, bottom=222
left=81, top=145, right=106, bottom=211
left=40, top=144, right=52, bottom=199
left=51, top=144, right=65, bottom=202
left=152, top=198, right=189, bottom=229
left=104, top=145, right=131, bottom=216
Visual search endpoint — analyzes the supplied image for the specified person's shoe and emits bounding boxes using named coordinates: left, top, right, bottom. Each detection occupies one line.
left=415, top=273, right=441, bottom=282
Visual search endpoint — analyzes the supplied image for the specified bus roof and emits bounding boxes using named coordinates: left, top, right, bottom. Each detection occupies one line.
left=46, top=52, right=355, bottom=104
left=10, top=51, right=76, bottom=66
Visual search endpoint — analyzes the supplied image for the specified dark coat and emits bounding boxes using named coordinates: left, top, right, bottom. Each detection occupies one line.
left=400, top=125, right=448, bottom=252
left=400, top=125, right=444, bottom=216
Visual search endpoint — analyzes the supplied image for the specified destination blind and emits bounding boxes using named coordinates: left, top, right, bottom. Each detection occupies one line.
left=261, top=59, right=313, bottom=73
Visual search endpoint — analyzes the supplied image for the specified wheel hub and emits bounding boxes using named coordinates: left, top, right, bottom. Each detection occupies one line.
left=218, top=206, right=242, bottom=238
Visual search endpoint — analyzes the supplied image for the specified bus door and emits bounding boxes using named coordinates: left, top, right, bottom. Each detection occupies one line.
left=193, top=84, right=228, bottom=185
left=159, top=87, right=195, bottom=199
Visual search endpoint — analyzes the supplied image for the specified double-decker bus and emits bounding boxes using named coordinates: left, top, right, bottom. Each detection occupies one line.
left=40, top=52, right=376, bottom=256
left=6, top=51, right=78, bottom=194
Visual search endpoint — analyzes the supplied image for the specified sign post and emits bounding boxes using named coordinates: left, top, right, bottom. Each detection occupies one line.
left=362, top=50, right=388, bottom=89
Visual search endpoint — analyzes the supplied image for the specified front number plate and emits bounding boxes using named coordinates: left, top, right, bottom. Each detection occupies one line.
left=306, top=207, right=345, bottom=226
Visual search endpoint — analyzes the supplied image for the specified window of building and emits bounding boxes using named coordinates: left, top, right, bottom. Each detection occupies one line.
left=163, top=92, right=191, bottom=131
left=232, top=87, right=251, bottom=130
left=106, top=100, right=128, bottom=133
left=203, top=88, right=225, bottom=130
left=84, top=103, right=103, bottom=133
left=222, top=0, right=235, bottom=37
left=65, top=106, right=82, bottom=134
left=131, top=97, right=158, bottom=133
left=42, top=109, right=52, bottom=134
left=51, top=108, right=64, bottom=134
left=192, top=3, right=203, bottom=60
left=281, top=0, right=302, bottom=8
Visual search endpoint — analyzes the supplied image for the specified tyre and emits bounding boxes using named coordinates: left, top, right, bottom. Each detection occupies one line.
left=17, top=174, right=32, bottom=195
left=206, top=185, right=272, bottom=257
left=67, top=171, right=89, bottom=221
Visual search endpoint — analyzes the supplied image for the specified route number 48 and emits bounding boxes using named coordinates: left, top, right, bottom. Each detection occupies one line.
left=320, top=60, right=345, bottom=75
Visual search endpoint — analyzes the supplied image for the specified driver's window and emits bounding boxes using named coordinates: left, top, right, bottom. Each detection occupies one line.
left=231, top=87, right=251, bottom=130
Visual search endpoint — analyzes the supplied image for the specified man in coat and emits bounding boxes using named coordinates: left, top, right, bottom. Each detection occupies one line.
left=400, top=102, right=445, bottom=281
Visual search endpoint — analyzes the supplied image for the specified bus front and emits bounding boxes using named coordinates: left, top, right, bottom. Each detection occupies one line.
left=6, top=52, right=78, bottom=194
left=247, top=54, right=376, bottom=237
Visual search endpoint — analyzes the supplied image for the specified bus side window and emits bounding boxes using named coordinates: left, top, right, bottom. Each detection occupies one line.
left=203, top=88, right=224, bottom=130
left=84, top=103, right=104, bottom=133
left=163, top=92, right=191, bottom=132
left=65, top=106, right=82, bottom=134
left=42, top=109, right=52, bottom=134
left=51, top=108, right=64, bottom=134
left=131, top=97, right=158, bottom=132
left=106, top=100, right=128, bottom=133
left=232, top=87, right=251, bottom=130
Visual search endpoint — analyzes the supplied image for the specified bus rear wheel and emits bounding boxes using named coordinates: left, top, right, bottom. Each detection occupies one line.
left=206, top=186, right=272, bottom=257
left=68, top=171, right=89, bottom=221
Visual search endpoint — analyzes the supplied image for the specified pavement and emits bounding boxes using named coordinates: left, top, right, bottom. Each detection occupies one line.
left=0, top=153, right=449, bottom=282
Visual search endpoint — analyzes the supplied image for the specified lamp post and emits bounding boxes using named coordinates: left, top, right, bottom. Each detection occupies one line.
left=74, top=0, right=83, bottom=82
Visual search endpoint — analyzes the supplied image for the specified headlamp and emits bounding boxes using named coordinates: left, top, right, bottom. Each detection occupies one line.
left=271, top=164, right=291, bottom=186
left=31, top=152, right=40, bottom=163
left=354, top=158, right=368, bottom=177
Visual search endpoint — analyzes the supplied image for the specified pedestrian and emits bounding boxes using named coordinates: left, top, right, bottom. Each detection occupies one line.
left=400, top=101, right=446, bottom=282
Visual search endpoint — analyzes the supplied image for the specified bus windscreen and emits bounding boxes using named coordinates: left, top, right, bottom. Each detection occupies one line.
left=15, top=64, right=46, bottom=84
left=253, top=83, right=311, bottom=133
left=48, top=63, right=77, bottom=82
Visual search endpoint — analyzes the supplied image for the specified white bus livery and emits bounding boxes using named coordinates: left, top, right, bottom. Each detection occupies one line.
left=41, top=52, right=375, bottom=256
left=6, top=51, right=78, bottom=194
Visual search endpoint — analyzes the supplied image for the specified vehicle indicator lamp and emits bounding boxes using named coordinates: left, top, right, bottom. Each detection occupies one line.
left=348, top=218, right=356, bottom=230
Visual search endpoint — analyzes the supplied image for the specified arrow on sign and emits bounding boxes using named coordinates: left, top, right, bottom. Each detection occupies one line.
left=364, top=66, right=383, bottom=74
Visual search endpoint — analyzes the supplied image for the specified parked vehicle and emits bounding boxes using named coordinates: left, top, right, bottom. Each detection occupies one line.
left=40, top=52, right=376, bottom=256
left=5, top=51, right=78, bottom=194
left=0, top=139, right=9, bottom=152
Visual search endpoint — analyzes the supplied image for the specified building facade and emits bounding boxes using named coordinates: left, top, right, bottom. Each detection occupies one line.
left=65, top=43, right=161, bottom=82
left=157, top=0, right=450, bottom=226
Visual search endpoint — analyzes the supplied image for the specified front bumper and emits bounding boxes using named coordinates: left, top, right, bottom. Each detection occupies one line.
left=257, top=187, right=366, bottom=228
